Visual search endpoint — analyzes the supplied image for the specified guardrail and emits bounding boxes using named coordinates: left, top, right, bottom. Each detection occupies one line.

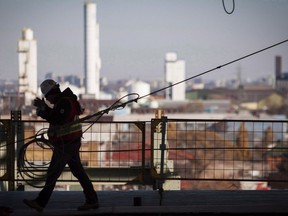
left=155, top=118, right=288, bottom=190
left=1, top=111, right=288, bottom=191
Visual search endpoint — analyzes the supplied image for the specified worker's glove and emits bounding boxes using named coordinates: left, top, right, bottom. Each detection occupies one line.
left=33, top=97, right=46, bottom=111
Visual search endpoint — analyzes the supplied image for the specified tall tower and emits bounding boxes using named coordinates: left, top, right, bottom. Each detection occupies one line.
left=84, top=1, right=101, bottom=99
left=165, top=52, right=186, bottom=101
left=18, top=28, right=37, bottom=105
left=275, top=55, right=282, bottom=79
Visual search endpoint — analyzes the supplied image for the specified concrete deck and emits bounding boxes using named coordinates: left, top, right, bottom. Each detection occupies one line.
left=1, top=190, right=288, bottom=215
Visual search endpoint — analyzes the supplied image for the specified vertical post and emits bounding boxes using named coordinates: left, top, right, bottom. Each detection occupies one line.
left=8, top=111, right=16, bottom=191
left=151, top=109, right=169, bottom=194
left=158, top=116, right=167, bottom=205
left=10, top=111, right=23, bottom=191
left=141, top=122, right=146, bottom=183
left=3, top=120, right=13, bottom=191
left=134, top=121, right=146, bottom=183
left=160, top=116, right=167, bottom=179
left=152, top=109, right=165, bottom=175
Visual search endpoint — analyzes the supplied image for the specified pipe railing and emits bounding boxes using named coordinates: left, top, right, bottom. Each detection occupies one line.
left=1, top=113, right=288, bottom=191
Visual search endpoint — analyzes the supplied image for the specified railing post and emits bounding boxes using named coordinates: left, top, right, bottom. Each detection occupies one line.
left=159, top=116, right=168, bottom=180
left=151, top=110, right=174, bottom=192
left=134, top=121, right=146, bottom=183
left=10, top=110, right=24, bottom=191
left=0, top=120, right=13, bottom=191
left=157, top=116, right=168, bottom=205
left=7, top=111, right=16, bottom=191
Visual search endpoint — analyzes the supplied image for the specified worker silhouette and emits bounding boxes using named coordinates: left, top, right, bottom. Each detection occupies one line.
left=23, top=79, right=99, bottom=212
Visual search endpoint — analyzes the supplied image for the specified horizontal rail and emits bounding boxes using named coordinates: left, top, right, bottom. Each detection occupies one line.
left=1, top=117, right=288, bottom=191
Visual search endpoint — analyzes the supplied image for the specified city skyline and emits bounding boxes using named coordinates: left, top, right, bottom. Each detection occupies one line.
left=0, top=0, right=288, bottom=83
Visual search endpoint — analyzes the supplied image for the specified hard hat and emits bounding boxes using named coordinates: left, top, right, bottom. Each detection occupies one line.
left=40, top=79, right=59, bottom=96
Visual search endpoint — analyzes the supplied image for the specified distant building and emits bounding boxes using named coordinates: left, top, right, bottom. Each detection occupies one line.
left=45, top=72, right=82, bottom=87
left=275, top=55, right=282, bottom=79
left=18, top=28, right=37, bottom=105
left=164, top=52, right=186, bottom=101
left=275, top=55, right=288, bottom=93
left=126, top=80, right=150, bottom=107
left=84, top=1, right=101, bottom=99
left=191, top=78, right=205, bottom=90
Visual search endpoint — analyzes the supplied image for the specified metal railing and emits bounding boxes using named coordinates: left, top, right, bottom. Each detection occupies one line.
left=1, top=111, right=288, bottom=191
left=154, top=118, right=288, bottom=190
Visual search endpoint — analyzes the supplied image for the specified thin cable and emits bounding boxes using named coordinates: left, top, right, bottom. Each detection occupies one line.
left=222, top=0, right=235, bottom=14
left=17, top=137, right=54, bottom=188
left=138, top=38, right=288, bottom=100
left=81, top=93, right=139, bottom=134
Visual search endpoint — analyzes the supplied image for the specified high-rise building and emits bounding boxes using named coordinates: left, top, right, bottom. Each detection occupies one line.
left=165, top=52, right=186, bottom=100
left=275, top=55, right=282, bottom=79
left=84, top=1, right=101, bottom=99
left=18, top=28, right=37, bottom=105
left=275, top=55, right=288, bottom=92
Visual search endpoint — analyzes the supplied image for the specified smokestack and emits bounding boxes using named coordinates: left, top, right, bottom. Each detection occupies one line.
left=84, top=1, right=101, bottom=98
left=18, top=28, right=38, bottom=105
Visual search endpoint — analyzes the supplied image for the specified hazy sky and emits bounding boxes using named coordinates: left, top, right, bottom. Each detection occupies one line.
left=0, top=0, right=288, bottom=83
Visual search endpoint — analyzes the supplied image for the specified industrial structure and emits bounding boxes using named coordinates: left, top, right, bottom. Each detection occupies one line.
left=84, top=1, right=101, bottom=99
left=164, top=52, right=185, bottom=101
left=126, top=80, right=151, bottom=107
left=275, top=55, right=288, bottom=93
left=17, top=28, right=37, bottom=105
